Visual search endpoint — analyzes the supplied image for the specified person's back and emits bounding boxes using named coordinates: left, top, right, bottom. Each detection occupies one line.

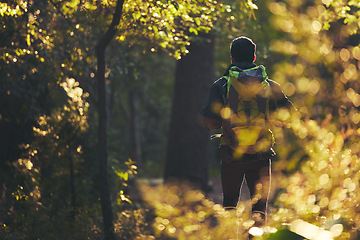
left=201, top=36, right=295, bottom=229
left=221, top=64, right=273, bottom=157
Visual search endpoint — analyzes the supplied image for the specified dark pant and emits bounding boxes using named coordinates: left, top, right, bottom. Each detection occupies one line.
left=219, top=146, right=271, bottom=213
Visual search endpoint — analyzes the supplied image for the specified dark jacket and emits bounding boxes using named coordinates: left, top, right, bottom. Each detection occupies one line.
left=201, top=62, right=294, bottom=131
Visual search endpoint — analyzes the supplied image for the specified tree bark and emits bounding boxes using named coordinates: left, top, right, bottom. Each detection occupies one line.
left=164, top=34, right=215, bottom=191
left=69, top=145, right=77, bottom=219
left=95, top=0, right=124, bottom=239
left=129, top=89, right=142, bottom=166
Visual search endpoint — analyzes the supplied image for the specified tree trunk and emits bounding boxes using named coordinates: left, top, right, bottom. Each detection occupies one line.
left=129, top=89, right=142, bottom=166
left=95, top=1, right=124, bottom=239
left=164, top=34, right=215, bottom=191
left=69, top=145, right=77, bottom=219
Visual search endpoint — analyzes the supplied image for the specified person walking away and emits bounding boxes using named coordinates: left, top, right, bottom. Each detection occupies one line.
left=201, top=36, right=295, bottom=226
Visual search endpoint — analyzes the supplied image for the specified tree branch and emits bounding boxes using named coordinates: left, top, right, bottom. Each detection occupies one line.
left=96, top=0, right=125, bottom=52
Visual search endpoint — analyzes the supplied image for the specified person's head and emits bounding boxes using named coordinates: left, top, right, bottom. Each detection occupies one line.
left=230, top=36, right=256, bottom=63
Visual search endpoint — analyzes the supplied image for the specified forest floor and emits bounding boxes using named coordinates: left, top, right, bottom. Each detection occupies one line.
left=129, top=176, right=250, bottom=205
left=207, top=177, right=223, bottom=204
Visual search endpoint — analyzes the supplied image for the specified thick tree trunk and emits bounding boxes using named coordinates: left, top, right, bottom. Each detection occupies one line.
left=95, top=1, right=124, bottom=239
left=164, top=34, right=215, bottom=191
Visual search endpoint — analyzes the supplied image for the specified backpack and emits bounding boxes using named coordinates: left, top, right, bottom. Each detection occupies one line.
left=221, top=65, right=274, bottom=155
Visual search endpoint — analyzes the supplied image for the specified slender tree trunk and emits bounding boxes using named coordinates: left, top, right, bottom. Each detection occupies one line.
left=95, top=1, right=124, bottom=239
left=69, top=145, right=77, bottom=219
left=129, top=89, right=142, bottom=166
left=164, top=34, right=215, bottom=191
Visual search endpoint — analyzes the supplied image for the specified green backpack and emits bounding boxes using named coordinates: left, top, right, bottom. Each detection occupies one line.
left=221, top=65, right=274, bottom=155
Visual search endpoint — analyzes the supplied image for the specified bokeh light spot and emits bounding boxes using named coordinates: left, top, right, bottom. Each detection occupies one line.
left=220, top=107, right=233, bottom=119
left=319, top=174, right=329, bottom=186
left=340, top=48, right=350, bottom=62
left=352, top=46, right=360, bottom=60
left=309, top=80, right=320, bottom=96
left=249, top=227, right=263, bottom=236
left=330, top=224, right=343, bottom=237
left=283, top=82, right=296, bottom=96
left=311, top=20, right=321, bottom=33
left=296, top=77, right=310, bottom=93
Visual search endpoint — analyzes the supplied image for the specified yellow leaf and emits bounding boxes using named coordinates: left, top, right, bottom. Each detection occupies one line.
left=27, top=34, right=31, bottom=46
left=247, top=0, right=258, bottom=10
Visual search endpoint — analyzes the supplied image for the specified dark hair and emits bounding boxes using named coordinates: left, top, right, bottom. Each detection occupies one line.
left=230, top=36, right=256, bottom=63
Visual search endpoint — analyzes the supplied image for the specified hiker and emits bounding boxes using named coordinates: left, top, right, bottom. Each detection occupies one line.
left=201, top=36, right=295, bottom=225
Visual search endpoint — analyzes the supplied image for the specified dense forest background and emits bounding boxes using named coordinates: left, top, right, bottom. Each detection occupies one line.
left=1, top=0, right=360, bottom=239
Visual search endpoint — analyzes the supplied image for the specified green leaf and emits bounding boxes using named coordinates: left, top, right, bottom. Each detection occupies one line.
left=189, top=27, right=198, bottom=35
left=133, top=11, right=141, bottom=20
left=116, top=170, right=128, bottom=181
left=160, top=41, right=168, bottom=48
left=195, top=18, right=201, bottom=26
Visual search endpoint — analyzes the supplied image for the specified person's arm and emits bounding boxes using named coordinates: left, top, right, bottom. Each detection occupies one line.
left=268, top=79, right=296, bottom=111
left=267, top=79, right=297, bottom=131
left=201, top=116, right=222, bottom=130
left=200, top=78, right=226, bottom=130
